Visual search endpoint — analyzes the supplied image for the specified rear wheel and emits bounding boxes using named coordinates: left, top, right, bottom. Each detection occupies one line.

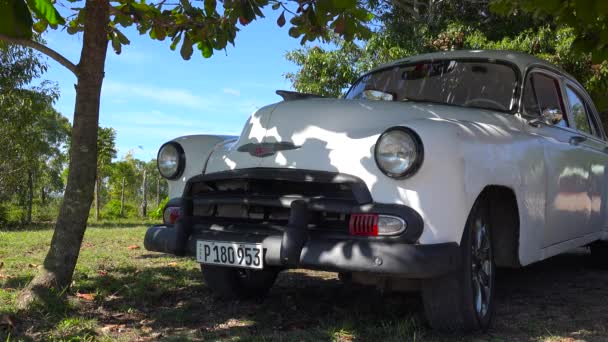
left=422, top=199, right=495, bottom=332
left=201, top=265, right=279, bottom=299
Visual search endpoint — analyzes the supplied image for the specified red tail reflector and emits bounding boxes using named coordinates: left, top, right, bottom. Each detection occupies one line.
left=164, top=207, right=181, bottom=225
left=349, top=214, right=379, bottom=236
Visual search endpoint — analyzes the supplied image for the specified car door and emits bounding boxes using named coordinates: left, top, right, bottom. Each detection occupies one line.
left=522, top=69, right=591, bottom=247
left=562, top=81, right=608, bottom=237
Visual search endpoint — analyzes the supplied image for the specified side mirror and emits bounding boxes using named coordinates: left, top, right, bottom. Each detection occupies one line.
left=529, top=108, right=563, bottom=127
left=362, top=89, right=394, bottom=101
left=542, top=108, right=564, bottom=125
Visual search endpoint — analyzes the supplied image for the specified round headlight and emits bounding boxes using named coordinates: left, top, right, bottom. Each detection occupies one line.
left=374, top=127, right=423, bottom=178
left=157, top=142, right=185, bottom=179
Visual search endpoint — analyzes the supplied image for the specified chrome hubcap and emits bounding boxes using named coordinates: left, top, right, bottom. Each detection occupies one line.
left=471, top=216, right=492, bottom=318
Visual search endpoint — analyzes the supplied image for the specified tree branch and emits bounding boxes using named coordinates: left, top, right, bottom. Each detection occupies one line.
left=0, top=33, right=78, bottom=76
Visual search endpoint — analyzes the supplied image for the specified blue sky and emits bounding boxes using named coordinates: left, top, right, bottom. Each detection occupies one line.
left=41, top=10, right=305, bottom=161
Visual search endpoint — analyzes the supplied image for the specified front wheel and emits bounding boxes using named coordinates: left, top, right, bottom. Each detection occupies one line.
left=201, top=265, right=280, bottom=300
left=590, top=242, right=608, bottom=269
left=421, top=200, right=495, bottom=332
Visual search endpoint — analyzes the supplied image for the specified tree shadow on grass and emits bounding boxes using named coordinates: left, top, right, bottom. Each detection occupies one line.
left=86, top=221, right=158, bottom=229
left=0, top=222, right=54, bottom=232
left=6, top=250, right=608, bottom=341
left=87, top=265, right=426, bottom=341
left=0, top=220, right=158, bottom=232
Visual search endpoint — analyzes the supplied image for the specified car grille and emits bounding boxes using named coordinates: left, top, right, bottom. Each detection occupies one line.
left=183, top=168, right=372, bottom=233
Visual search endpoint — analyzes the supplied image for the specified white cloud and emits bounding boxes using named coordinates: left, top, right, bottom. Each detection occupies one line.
left=223, top=88, right=241, bottom=96
left=102, top=80, right=209, bottom=109
left=102, top=110, right=241, bottom=137
left=106, top=110, right=202, bottom=128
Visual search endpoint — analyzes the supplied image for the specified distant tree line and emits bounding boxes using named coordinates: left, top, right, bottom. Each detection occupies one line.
left=0, top=44, right=166, bottom=225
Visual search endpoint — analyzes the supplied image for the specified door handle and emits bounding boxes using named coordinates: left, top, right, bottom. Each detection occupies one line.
left=569, top=136, right=587, bottom=145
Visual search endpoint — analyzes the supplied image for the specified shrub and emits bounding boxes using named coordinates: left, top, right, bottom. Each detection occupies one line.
left=101, top=199, right=137, bottom=219
left=150, top=197, right=168, bottom=220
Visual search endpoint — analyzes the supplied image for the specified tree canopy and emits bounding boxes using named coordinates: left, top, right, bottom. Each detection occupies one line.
left=0, top=0, right=373, bottom=62
left=491, top=0, right=608, bottom=63
left=285, top=0, right=608, bottom=121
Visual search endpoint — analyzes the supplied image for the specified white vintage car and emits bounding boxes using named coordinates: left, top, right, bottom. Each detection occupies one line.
left=145, top=50, right=608, bottom=331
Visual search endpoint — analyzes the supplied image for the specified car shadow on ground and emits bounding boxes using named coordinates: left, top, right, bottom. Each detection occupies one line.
left=144, top=249, right=608, bottom=341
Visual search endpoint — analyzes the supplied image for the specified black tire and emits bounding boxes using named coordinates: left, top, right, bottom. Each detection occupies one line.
left=201, top=265, right=279, bottom=300
left=590, top=242, right=608, bottom=269
left=338, top=272, right=352, bottom=284
left=421, top=199, right=496, bottom=332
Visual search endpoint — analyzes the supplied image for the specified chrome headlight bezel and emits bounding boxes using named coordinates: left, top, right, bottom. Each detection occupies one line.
left=374, top=126, right=424, bottom=179
left=157, top=141, right=185, bottom=180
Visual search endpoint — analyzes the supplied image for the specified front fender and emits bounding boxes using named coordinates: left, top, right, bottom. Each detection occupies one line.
left=166, top=135, right=237, bottom=198
left=391, top=115, right=542, bottom=257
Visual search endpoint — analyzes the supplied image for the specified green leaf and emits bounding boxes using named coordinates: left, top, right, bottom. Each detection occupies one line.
left=540, top=0, right=564, bottom=13
left=66, top=25, right=79, bottom=34
left=204, top=0, right=217, bottom=16
left=111, top=35, right=122, bottom=54
left=115, top=29, right=130, bottom=45
left=591, top=47, right=608, bottom=64
left=114, top=12, right=133, bottom=27
left=288, top=26, right=300, bottom=38
left=32, top=19, right=48, bottom=33
left=0, top=0, right=33, bottom=39
left=26, top=0, right=65, bottom=25
left=574, top=0, right=595, bottom=24
left=277, top=11, right=286, bottom=27
left=170, top=32, right=182, bottom=50
left=596, top=0, right=608, bottom=15
left=199, top=41, right=213, bottom=58
left=180, top=34, right=194, bottom=60
left=331, top=0, right=356, bottom=10
left=180, top=0, right=193, bottom=12
left=271, top=2, right=280, bottom=10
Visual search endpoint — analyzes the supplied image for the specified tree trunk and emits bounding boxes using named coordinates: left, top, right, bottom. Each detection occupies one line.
left=94, top=177, right=100, bottom=221
left=25, top=169, right=33, bottom=225
left=16, top=0, right=109, bottom=309
left=140, top=170, right=147, bottom=218
left=120, top=177, right=125, bottom=217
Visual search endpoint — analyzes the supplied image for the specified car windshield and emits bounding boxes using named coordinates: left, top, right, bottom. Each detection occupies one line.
left=345, top=60, right=518, bottom=112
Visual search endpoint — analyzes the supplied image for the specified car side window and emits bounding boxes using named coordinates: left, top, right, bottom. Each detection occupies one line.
left=565, top=86, right=599, bottom=137
left=522, top=72, right=568, bottom=127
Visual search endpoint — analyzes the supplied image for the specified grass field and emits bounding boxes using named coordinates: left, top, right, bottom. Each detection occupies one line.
left=1, top=223, right=608, bottom=341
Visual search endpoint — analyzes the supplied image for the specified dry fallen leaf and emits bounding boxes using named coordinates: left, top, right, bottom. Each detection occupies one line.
left=167, top=262, right=178, bottom=267
left=127, top=245, right=140, bottom=250
left=75, top=292, right=96, bottom=301
left=0, top=314, right=15, bottom=330
left=105, top=294, right=121, bottom=301
left=101, top=323, right=125, bottom=333
left=28, top=263, right=39, bottom=268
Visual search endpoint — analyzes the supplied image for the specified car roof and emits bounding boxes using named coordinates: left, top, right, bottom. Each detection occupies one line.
left=369, top=50, right=572, bottom=79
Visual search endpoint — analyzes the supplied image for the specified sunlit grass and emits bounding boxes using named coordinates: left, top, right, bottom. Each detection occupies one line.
left=1, top=223, right=608, bottom=341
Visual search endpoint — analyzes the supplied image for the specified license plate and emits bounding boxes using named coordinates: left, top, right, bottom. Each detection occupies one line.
left=196, top=240, right=263, bottom=269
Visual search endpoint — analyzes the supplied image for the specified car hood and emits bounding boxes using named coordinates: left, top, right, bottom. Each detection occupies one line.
left=204, top=98, right=517, bottom=175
